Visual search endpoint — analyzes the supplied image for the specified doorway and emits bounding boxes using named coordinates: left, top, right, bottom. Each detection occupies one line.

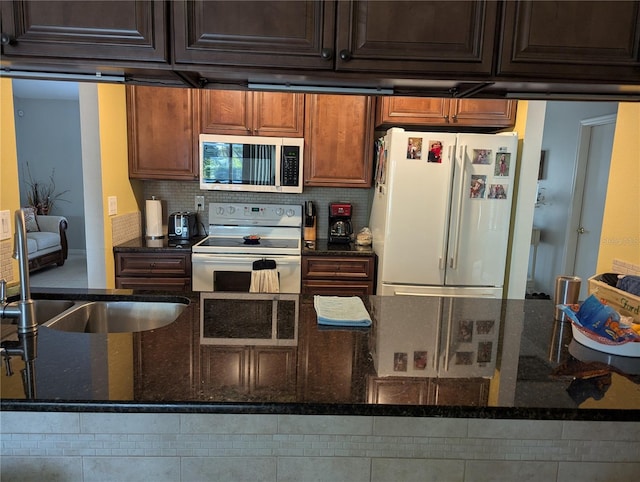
left=563, top=115, right=616, bottom=300
left=12, top=79, right=89, bottom=288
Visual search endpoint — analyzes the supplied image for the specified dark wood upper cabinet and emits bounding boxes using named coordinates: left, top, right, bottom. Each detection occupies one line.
left=172, top=0, right=336, bottom=70
left=334, top=1, right=499, bottom=76
left=0, top=0, right=167, bottom=63
left=498, top=1, right=640, bottom=82
left=172, top=1, right=497, bottom=77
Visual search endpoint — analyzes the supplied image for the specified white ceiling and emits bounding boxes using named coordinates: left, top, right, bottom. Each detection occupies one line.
left=12, top=79, right=79, bottom=100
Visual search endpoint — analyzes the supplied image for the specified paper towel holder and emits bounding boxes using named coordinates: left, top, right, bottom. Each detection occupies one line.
left=145, top=196, right=165, bottom=240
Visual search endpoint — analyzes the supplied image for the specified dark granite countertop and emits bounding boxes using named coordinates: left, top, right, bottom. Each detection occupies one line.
left=303, top=239, right=374, bottom=256
left=2, top=290, right=639, bottom=420
left=113, top=236, right=205, bottom=252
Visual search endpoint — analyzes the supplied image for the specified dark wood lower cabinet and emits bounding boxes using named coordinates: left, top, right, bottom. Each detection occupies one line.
left=367, top=376, right=489, bottom=406
left=134, top=304, right=198, bottom=401
left=199, top=345, right=297, bottom=402
left=297, top=303, right=370, bottom=403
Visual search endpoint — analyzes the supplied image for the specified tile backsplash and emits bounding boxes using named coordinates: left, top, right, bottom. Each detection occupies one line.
left=142, top=181, right=373, bottom=239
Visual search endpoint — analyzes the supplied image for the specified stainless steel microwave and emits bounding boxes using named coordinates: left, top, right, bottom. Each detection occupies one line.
left=199, top=134, right=304, bottom=193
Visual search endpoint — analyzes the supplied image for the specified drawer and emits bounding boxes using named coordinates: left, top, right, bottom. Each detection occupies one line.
left=302, top=256, right=374, bottom=280
left=115, top=277, right=191, bottom=291
left=302, top=280, right=373, bottom=296
left=115, top=252, right=191, bottom=277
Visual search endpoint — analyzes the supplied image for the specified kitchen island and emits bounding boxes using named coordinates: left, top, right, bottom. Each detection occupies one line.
left=2, top=290, right=639, bottom=481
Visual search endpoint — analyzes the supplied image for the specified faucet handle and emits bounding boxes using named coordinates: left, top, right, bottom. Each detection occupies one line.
left=0, top=278, right=6, bottom=304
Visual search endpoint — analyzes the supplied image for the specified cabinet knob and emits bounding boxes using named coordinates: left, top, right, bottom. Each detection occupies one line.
left=444, top=115, right=450, bottom=123
left=1, top=33, right=15, bottom=46
left=452, top=114, right=458, bottom=122
left=320, top=48, right=333, bottom=60
left=339, top=50, right=352, bottom=61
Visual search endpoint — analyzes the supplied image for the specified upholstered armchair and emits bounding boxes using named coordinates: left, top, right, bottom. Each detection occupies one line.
left=22, top=208, right=68, bottom=272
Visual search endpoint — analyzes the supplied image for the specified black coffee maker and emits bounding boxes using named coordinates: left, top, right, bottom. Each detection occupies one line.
left=328, top=202, right=353, bottom=244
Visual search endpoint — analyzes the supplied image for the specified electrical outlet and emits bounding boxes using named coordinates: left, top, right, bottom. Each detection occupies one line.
left=195, top=195, right=205, bottom=211
left=0, top=210, right=10, bottom=241
left=108, top=196, right=117, bottom=216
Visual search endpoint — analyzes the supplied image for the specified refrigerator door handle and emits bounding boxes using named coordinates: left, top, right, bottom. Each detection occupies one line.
left=439, top=145, right=454, bottom=271
left=449, top=144, right=466, bottom=270
left=442, top=299, right=454, bottom=372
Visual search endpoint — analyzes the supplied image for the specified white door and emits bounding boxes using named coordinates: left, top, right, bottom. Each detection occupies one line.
left=566, top=116, right=616, bottom=300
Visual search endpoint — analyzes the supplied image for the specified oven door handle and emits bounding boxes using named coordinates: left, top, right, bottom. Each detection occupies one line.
left=192, top=255, right=300, bottom=266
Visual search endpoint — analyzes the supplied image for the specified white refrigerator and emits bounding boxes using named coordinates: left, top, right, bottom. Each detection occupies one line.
left=369, top=127, right=518, bottom=297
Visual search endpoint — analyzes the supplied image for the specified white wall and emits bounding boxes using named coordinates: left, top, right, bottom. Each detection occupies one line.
left=532, top=101, right=618, bottom=296
left=13, top=94, right=86, bottom=251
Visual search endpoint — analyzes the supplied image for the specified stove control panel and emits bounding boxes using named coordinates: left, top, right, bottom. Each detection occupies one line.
left=208, top=203, right=302, bottom=227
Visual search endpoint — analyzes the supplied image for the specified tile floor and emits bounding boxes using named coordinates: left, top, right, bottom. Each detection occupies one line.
left=29, top=251, right=88, bottom=289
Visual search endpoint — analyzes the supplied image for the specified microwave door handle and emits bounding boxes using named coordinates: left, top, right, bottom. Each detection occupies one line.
left=275, top=143, right=282, bottom=188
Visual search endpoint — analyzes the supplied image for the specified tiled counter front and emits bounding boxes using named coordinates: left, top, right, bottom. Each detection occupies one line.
left=2, top=412, right=638, bottom=481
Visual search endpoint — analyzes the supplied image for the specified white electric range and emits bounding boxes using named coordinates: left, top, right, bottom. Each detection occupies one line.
left=191, top=202, right=303, bottom=293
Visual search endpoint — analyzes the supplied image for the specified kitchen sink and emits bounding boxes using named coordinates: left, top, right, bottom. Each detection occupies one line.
left=42, top=300, right=187, bottom=333
left=1, top=299, right=76, bottom=326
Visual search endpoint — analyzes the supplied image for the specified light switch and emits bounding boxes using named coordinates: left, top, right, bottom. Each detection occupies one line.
left=108, top=196, right=117, bottom=216
left=0, top=210, right=10, bottom=240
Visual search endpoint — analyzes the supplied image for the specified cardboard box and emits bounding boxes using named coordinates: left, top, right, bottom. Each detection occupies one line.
left=588, top=274, right=640, bottom=322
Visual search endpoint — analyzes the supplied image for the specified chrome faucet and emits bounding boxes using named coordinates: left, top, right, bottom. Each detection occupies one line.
left=1, top=210, right=37, bottom=396
left=1, top=209, right=36, bottom=333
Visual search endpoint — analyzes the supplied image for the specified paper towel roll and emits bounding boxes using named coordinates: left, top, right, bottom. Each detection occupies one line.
left=145, top=198, right=163, bottom=238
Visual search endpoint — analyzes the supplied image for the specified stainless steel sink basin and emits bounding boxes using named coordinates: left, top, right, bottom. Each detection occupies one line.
left=42, top=301, right=187, bottom=333
left=1, top=299, right=76, bottom=325
left=32, top=299, right=76, bottom=324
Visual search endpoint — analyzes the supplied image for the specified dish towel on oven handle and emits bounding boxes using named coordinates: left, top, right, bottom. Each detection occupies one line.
left=250, top=259, right=280, bottom=293
left=313, top=296, right=371, bottom=327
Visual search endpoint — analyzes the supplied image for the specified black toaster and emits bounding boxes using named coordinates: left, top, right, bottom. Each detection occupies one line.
left=168, top=212, right=198, bottom=239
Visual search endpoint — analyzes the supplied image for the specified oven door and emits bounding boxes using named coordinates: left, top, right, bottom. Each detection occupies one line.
left=192, top=253, right=301, bottom=293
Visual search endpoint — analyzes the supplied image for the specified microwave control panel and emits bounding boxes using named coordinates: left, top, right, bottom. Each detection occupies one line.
left=281, top=146, right=300, bottom=186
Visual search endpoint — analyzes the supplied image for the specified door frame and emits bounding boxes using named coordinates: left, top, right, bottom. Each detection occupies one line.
left=560, top=113, right=616, bottom=278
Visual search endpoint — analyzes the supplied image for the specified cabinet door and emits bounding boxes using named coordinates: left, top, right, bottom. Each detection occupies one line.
left=172, top=0, right=336, bottom=70
left=200, top=346, right=249, bottom=399
left=376, top=97, right=517, bottom=129
left=449, top=99, right=517, bottom=128
left=334, top=1, right=498, bottom=76
left=498, top=1, right=640, bottom=83
left=253, top=92, right=305, bottom=137
left=200, top=90, right=252, bottom=135
left=375, top=97, right=450, bottom=127
left=252, top=347, right=297, bottom=400
left=200, top=91, right=305, bottom=137
left=304, top=94, right=375, bottom=188
left=127, top=85, right=199, bottom=180
left=0, top=0, right=167, bottom=63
